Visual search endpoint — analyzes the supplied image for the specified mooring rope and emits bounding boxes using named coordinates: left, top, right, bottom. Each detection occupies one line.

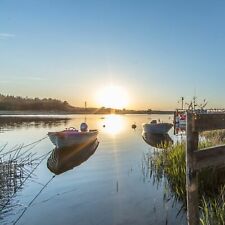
left=13, top=175, right=56, bottom=225
left=19, top=136, right=48, bottom=149
left=0, top=136, right=48, bottom=157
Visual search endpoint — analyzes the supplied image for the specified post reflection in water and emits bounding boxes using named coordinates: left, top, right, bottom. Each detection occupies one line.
left=142, top=131, right=173, bottom=148
left=47, top=139, right=99, bottom=175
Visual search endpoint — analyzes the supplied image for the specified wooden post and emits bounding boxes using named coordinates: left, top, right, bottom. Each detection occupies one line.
left=174, top=111, right=176, bottom=135
left=186, top=112, right=199, bottom=225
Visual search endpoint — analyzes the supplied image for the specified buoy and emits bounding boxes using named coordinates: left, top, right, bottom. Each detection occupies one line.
left=132, top=124, right=137, bottom=129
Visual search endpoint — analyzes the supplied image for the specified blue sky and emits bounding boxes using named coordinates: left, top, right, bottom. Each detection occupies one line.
left=1, top=0, right=225, bottom=109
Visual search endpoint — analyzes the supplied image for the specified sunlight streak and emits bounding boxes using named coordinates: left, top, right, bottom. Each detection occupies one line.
left=100, top=115, right=125, bottom=135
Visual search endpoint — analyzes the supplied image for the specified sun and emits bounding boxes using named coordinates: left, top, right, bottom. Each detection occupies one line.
left=96, top=85, right=129, bottom=109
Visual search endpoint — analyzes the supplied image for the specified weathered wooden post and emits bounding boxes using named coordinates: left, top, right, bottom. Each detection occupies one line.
left=186, top=112, right=199, bottom=225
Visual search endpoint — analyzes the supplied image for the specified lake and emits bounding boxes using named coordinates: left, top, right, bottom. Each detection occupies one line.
left=0, top=114, right=187, bottom=225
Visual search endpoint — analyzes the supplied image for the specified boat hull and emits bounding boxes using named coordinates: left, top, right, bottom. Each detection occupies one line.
left=48, top=130, right=98, bottom=148
left=142, top=123, right=173, bottom=134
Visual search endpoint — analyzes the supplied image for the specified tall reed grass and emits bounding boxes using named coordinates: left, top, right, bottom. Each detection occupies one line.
left=0, top=143, right=45, bottom=216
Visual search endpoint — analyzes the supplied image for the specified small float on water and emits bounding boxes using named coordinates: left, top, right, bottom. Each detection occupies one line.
left=142, top=120, right=173, bottom=135
left=48, top=123, right=98, bottom=148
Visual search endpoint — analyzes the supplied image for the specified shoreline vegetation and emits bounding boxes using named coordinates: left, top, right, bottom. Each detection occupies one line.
left=0, top=94, right=174, bottom=115
left=143, top=131, right=225, bottom=225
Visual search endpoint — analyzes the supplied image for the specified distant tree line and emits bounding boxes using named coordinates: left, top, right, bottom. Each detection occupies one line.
left=0, top=94, right=75, bottom=111
left=0, top=94, right=174, bottom=114
left=0, top=94, right=116, bottom=113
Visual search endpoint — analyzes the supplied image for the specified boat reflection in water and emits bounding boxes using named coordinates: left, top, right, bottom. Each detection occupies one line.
left=47, top=139, right=99, bottom=175
left=142, top=131, right=173, bottom=148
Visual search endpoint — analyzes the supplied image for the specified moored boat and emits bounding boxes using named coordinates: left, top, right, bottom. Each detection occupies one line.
left=142, top=120, right=173, bottom=134
left=48, top=123, right=98, bottom=148
left=175, top=111, right=186, bottom=126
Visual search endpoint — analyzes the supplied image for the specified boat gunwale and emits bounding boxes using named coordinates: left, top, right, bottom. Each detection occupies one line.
left=48, top=129, right=98, bottom=136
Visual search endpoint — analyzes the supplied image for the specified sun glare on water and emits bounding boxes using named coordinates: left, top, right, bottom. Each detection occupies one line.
left=96, top=85, right=129, bottom=109
left=100, top=115, right=125, bottom=135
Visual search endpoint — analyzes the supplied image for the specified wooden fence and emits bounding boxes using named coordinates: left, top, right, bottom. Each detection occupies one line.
left=186, top=112, right=225, bottom=225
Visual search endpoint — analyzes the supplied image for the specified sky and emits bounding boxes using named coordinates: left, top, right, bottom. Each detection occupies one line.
left=1, top=0, right=225, bottom=110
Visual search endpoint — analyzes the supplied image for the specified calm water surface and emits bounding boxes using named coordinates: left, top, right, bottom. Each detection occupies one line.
left=0, top=114, right=187, bottom=225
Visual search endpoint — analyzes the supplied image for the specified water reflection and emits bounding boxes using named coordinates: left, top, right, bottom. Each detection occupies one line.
left=1, top=114, right=189, bottom=225
left=142, top=131, right=173, bottom=148
left=99, top=115, right=125, bottom=135
left=0, top=116, right=70, bottom=132
left=47, top=140, right=99, bottom=175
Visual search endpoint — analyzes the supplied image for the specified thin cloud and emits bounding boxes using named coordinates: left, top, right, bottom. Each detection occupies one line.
left=0, top=33, right=15, bottom=40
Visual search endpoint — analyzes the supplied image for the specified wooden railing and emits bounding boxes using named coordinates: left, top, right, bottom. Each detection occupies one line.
left=186, top=112, right=225, bottom=225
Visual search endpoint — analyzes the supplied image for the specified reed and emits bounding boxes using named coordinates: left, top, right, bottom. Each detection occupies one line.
left=0, top=143, right=44, bottom=215
left=202, top=129, right=225, bottom=145
left=200, top=187, right=225, bottom=225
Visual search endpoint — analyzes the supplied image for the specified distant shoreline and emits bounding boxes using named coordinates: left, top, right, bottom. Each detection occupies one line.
left=0, top=110, right=174, bottom=116
left=0, top=94, right=175, bottom=115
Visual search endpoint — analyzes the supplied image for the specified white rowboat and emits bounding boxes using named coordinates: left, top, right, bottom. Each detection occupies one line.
left=48, top=127, right=98, bottom=148
left=142, top=120, right=173, bottom=134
